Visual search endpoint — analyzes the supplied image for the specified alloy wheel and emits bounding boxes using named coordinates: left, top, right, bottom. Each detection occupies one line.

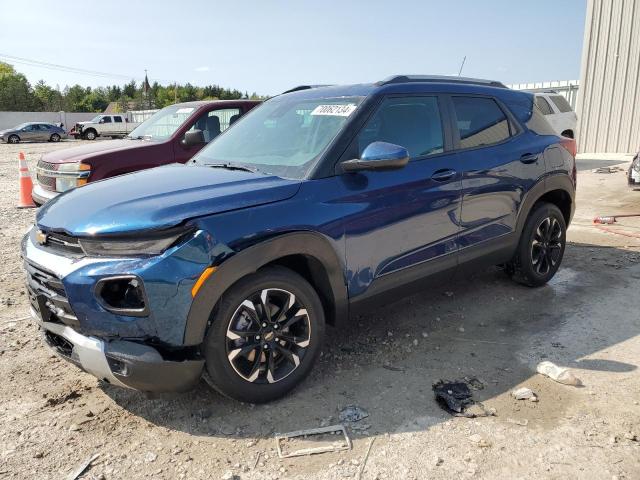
left=530, top=216, right=563, bottom=276
left=8, top=136, right=19, bottom=144
left=226, top=288, right=311, bottom=384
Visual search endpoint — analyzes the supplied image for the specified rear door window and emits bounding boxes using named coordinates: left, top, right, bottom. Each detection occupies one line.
left=452, top=96, right=511, bottom=149
left=356, top=96, right=444, bottom=160
left=113, top=116, right=123, bottom=123
left=189, top=108, right=241, bottom=143
left=535, top=96, right=554, bottom=115
left=549, top=95, right=573, bottom=113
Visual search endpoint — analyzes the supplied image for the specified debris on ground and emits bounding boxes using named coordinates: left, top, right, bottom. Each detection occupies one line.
left=463, top=376, right=485, bottom=390
left=433, top=379, right=495, bottom=417
left=221, top=471, right=237, bottom=480
left=592, top=166, right=625, bottom=174
left=66, top=453, right=100, bottom=480
left=536, top=361, right=582, bottom=386
left=339, top=405, right=369, bottom=423
left=382, top=363, right=405, bottom=372
left=511, top=387, right=538, bottom=401
left=45, top=390, right=81, bottom=407
left=355, top=437, right=375, bottom=480
left=275, top=425, right=351, bottom=458
left=507, top=418, right=529, bottom=427
left=468, top=433, right=492, bottom=447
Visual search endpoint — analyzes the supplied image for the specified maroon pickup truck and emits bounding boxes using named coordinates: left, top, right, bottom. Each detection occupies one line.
left=32, top=99, right=261, bottom=205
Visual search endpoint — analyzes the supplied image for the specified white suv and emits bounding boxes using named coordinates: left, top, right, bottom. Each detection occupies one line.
left=534, top=91, right=577, bottom=139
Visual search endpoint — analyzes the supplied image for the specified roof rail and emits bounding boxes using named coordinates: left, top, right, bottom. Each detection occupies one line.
left=377, top=75, right=507, bottom=89
left=281, top=85, right=333, bottom=94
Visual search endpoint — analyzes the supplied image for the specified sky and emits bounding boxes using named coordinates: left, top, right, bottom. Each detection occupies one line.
left=0, top=0, right=587, bottom=96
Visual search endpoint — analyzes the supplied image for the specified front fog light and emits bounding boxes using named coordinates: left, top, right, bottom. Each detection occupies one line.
left=95, top=276, right=148, bottom=316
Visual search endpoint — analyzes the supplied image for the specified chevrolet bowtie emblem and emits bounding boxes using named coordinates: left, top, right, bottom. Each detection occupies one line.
left=35, top=230, right=48, bottom=245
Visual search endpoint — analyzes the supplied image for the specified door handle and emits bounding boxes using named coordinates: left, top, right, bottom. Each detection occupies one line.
left=520, top=153, right=539, bottom=164
left=431, top=169, right=457, bottom=182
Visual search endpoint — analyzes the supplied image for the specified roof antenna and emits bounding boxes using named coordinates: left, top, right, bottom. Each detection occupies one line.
left=458, top=56, right=466, bottom=76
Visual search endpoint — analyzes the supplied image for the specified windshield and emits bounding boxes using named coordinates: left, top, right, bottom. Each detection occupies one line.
left=127, top=105, right=197, bottom=140
left=192, top=95, right=364, bottom=179
left=90, top=115, right=103, bottom=123
left=14, top=123, right=29, bottom=130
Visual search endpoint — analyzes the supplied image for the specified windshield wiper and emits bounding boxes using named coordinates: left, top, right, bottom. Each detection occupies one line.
left=126, top=135, right=152, bottom=140
left=207, top=163, right=258, bottom=173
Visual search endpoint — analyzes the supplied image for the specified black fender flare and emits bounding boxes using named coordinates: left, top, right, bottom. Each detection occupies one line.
left=515, top=173, right=575, bottom=237
left=182, top=231, right=348, bottom=346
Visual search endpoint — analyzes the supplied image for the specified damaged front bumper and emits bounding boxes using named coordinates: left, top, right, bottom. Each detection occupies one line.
left=22, top=227, right=210, bottom=392
left=37, top=314, right=203, bottom=391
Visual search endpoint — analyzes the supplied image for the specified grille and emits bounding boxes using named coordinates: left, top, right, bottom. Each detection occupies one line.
left=44, top=231, right=84, bottom=256
left=25, top=260, right=79, bottom=329
left=37, top=159, right=56, bottom=170
left=36, top=160, right=57, bottom=191
left=37, top=173, right=56, bottom=190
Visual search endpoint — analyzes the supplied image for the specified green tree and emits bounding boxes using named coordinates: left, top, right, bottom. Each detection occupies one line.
left=0, top=62, right=37, bottom=110
left=34, top=80, right=64, bottom=111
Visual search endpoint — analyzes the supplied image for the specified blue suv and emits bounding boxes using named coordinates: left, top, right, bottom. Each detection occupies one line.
left=23, top=76, right=576, bottom=402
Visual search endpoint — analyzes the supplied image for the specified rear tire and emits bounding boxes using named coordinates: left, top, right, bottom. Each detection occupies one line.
left=507, top=202, right=566, bottom=287
left=50, top=133, right=60, bottom=142
left=203, top=266, right=325, bottom=403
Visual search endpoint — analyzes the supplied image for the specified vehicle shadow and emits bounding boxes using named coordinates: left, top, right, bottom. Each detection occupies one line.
left=576, top=158, right=629, bottom=171
left=103, top=240, right=639, bottom=441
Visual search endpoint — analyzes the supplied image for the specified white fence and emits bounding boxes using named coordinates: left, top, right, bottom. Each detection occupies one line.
left=0, top=111, right=95, bottom=131
left=507, top=80, right=580, bottom=109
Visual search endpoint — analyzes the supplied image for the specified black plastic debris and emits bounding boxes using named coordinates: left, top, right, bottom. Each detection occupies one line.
left=433, top=379, right=494, bottom=418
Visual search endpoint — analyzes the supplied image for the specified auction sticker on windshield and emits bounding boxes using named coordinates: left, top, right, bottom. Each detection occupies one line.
left=176, top=108, right=195, bottom=114
left=311, top=104, right=357, bottom=117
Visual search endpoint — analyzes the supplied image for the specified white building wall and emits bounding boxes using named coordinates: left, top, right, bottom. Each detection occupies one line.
left=0, top=111, right=95, bottom=130
left=577, top=0, right=640, bottom=153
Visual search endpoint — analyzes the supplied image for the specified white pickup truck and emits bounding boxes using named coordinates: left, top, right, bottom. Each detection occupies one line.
left=71, top=111, right=156, bottom=140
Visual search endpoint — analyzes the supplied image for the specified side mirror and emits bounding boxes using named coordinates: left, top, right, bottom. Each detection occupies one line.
left=342, top=141, right=409, bottom=172
left=181, top=129, right=205, bottom=147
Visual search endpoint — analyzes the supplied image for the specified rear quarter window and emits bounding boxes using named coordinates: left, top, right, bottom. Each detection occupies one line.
left=526, top=106, right=557, bottom=136
left=535, top=96, right=554, bottom=115
left=549, top=95, right=573, bottom=113
left=452, top=96, right=511, bottom=149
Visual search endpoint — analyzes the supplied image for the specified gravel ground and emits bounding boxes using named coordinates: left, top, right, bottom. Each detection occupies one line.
left=0, top=141, right=639, bottom=480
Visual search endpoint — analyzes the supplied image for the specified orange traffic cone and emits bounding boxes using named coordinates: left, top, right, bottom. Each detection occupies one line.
left=18, top=152, right=36, bottom=208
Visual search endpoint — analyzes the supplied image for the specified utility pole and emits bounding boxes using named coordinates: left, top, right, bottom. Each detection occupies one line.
left=458, top=56, right=466, bottom=76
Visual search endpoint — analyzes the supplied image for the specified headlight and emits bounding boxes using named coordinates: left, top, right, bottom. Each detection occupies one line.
left=78, top=228, right=193, bottom=256
left=55, top=162, right=91, bottom=191
left=633, top=156, right=640, bottom=172
left=55, top=177, right=77, bottom=192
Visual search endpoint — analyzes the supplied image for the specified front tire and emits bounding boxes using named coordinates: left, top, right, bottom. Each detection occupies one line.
left=8, top=135, right=19, bottom=144
left=84, top=130, right=97, bottom=140
left=203, top=266, right=325, bottom=403
left=508, top=202, right=566, bottom=287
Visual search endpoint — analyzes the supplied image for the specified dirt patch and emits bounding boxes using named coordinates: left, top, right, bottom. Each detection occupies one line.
left=0, top=145, right=639, bottom=479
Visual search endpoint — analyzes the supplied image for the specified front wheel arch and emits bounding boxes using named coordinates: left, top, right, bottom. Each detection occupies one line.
left=183, top=232, right=348, bottom=346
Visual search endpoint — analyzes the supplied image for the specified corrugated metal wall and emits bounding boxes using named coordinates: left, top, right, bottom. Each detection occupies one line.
left=577, top=0, right=640, bottom=153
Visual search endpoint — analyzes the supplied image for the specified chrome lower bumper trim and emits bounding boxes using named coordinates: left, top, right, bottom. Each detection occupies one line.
left=34, top=309, right=128, bottom=388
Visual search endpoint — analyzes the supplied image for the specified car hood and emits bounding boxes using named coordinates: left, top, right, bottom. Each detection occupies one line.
left=0, top=129, right=16, bottom=135
left=36, top=164, right=302, bottom=236
left=41, top=139, right=153, bottom=164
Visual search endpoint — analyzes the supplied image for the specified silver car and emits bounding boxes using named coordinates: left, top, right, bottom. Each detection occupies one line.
left=0, top=122, right=68, bottom=144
